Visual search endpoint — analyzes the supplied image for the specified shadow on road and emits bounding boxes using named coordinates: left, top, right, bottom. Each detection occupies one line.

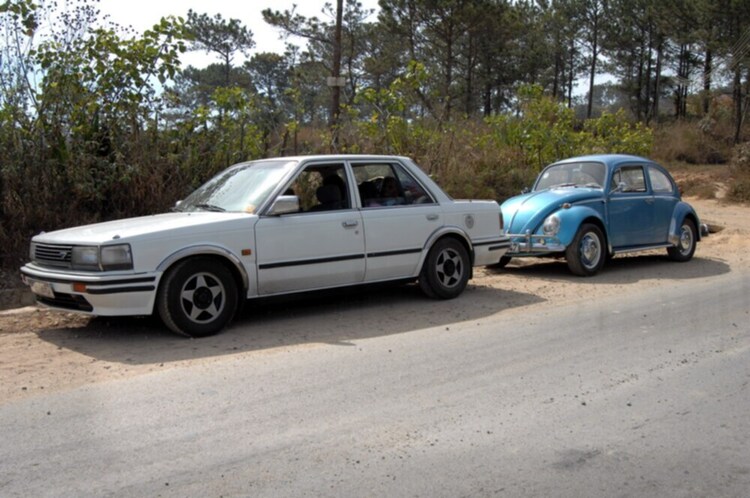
left=489, top=255, right=730, bottom=284
left=34, top=282, right=543, bottom=366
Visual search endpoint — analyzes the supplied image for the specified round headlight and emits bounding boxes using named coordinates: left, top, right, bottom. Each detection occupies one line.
left=543, top=214, right=561, bottom=236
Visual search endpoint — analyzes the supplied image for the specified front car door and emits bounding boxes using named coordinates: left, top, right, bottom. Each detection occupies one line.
left=351, top=160, right=443, bottom=282
left=254, top=161, right=365, bottom=295
left=607, top=164, right=655, bottom=248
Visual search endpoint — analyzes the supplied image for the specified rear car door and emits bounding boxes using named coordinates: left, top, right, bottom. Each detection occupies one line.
left=351, top=160, right=443, bottom=282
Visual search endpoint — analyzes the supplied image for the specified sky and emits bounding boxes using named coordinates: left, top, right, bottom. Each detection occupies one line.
left=97, top=0, right=381, bottom=68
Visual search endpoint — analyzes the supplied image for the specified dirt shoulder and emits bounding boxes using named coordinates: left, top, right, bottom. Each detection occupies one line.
left=1, top=198, right=748, bottom=403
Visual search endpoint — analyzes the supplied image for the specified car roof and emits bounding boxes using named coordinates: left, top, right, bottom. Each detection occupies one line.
left=552, top=154, right=658, bottom=169
left=248, top=154, right=410, bottom=163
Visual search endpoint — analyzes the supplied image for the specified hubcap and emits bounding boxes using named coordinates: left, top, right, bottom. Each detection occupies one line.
left=436, top=248, right=463, bottom=288
left=580, top=232, right=601, bottom=270
left=180, top=273, right=225, bottom=323
left=679, top=224, right=694, bottom=255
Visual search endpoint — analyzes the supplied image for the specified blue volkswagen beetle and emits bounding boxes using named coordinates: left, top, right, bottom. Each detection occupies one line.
left=498, top=154, right=708, bottom=276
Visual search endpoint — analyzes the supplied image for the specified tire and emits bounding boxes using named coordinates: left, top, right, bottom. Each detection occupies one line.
left=157, top=258, right=238, bottom=337
left=486, top=256, right=511, bottom=269
left=667, top=218, right=697, bottom=262
left=419, top=238, right=471, bottom=299
left=565, top=223, right=606, bottom=276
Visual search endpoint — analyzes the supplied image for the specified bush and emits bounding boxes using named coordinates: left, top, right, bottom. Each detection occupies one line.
left=652, top=120, right=733, bottom=165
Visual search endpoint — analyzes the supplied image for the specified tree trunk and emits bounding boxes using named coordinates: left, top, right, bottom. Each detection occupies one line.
left=734, top=66, right=743, bottom=144
left=444, top=20, right=454, bottom=122
left=568, top=39, right=575, bottom=108
left=651, top=40, right=662, bottom=124
left=586, top=7, right=599, bottom=119
left=642, top=34, right=651, bottom=122
left=465, top=33, right=474, bottom=116
left=329, top=0, right=343, bottom=151
left=703, top=47, right=712, bottom=116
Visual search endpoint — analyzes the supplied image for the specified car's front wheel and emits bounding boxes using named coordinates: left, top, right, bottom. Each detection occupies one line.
left=157, top=258, right=238, bottom=337
left=419, top=238, right=470, bottom=299
left=565, top=223, right=606, bottom=276
left=667, top=218, right=697, bottom=262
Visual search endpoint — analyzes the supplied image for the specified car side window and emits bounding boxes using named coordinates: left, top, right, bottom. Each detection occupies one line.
left=285, top=163, right=350, bottom=212
left=352, top=162, right=434, bottom=208
left=648, top=167, right=674, bottom=193
left=611, top=166, right=646, bottom=193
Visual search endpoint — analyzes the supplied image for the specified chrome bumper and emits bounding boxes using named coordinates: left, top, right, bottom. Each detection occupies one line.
left=505, top=231, right=565, bottom=255
left=700, top=223, right=709, bottom=237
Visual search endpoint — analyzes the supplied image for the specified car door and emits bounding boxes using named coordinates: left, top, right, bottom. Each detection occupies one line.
left=648, top=165, right=679, bottom=244
left=254, top=162, right=365, bottom=295
left=607, top=164, right=656, bottom=248
left=351, top=161, right=442, bottom=282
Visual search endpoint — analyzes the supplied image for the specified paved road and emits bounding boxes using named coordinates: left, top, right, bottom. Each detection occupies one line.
left=1, top=271, right=749, bottom=497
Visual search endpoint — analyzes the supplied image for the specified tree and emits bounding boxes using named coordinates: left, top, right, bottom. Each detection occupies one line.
left=263, top=0, right=374, bottom=148
left=185, top=10, right=255, bottom=86
left=576, top=0, right=606, bottom=118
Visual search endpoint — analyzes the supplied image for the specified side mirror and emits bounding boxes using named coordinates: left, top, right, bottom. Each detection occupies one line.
left=521, top=187, right=530, bottom=194
left=174, top=200, right=182, bottom=208
left=268, top=195, right=300, bottom=215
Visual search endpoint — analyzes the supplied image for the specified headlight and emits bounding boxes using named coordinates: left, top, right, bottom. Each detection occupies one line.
left=543, top=214, right=561, bottom=236
left=101, top=244, right=133, bottom=270
left=29, top=242, right=37, bottom=262
left=71, top=244, right=133, bottom=271
left=72, top=246, right=100, bottom=270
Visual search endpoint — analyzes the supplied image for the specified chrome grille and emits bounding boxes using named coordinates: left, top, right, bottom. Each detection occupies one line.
left=34, top=244, right=73, bottom=267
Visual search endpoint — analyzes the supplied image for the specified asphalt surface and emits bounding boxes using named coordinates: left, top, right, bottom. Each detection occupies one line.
left=1, top=271, right=749, bottom=497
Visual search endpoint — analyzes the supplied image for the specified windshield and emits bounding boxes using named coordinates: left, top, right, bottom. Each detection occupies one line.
left=534, top=162, right=606, bottom=191
left=178, top=160, right=297, bottom=213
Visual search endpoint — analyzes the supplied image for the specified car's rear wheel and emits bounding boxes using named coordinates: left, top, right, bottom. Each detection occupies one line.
left=667, top=218, right=697, bottom=262
left=157, top=258, right=238, bottom=337
left=419, top=238, right=470, bottom=299
left=565, top=223, right=606, bottom=276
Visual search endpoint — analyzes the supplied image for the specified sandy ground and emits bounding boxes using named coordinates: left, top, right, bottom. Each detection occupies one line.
left=1, top=198, right=748, bottom=403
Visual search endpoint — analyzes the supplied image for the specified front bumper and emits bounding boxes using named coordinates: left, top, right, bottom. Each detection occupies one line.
left=505, top=231, right=566, bottom=257
left=20, top=263, right=160, bottom=316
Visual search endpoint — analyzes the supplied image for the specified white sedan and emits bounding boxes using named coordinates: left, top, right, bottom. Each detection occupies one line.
left=21, top=155, right=510, bottom=337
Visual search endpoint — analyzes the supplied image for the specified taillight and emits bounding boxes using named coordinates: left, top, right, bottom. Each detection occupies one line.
left=499, top=212, right=504, bottom=231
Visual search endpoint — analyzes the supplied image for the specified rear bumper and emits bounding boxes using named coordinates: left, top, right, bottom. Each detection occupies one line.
left=472, top=236, right=512, bottom=265
left=20, top=264, right=160, bottom=316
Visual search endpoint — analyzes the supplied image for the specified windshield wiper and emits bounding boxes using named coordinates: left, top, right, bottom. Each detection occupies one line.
left=194, top=203, right=226, bottom=212
left=549, top=183, right=576, bottom=189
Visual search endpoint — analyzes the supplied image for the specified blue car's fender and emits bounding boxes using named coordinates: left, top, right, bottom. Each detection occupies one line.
left=669, top=201, right=703, bottom=244
left=553, top=203, right=607, bottom=248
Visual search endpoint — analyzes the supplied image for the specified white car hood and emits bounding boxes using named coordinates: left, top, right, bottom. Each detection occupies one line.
left=33, top=212, right=255, bottom=245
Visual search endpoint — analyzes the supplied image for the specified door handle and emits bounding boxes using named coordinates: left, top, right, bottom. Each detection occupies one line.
left=342, top=220, right=359, bottom=228
left=426, top=214, right=439, bottom=221
left=645, top=198, right=654, bottom=205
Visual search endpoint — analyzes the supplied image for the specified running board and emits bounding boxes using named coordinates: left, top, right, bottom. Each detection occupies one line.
left=612, top=244, right=672, bottom=255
